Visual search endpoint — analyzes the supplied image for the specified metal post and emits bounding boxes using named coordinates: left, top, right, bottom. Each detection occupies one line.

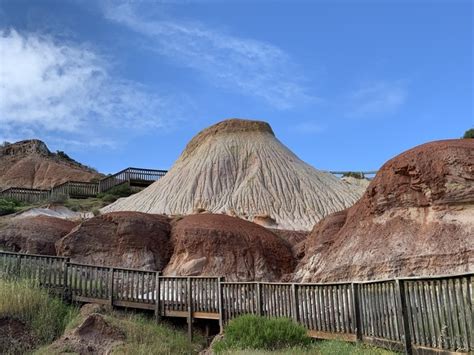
left=395, top=279, right=412, bottom=355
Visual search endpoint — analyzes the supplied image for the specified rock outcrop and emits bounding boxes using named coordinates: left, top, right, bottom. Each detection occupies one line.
left=56, top=212, right=172, bottom=270
left=164, top=214, right=296, bottom=281
left=294, top=139, right=474, bottom=282
left=103, top=119, right=364, bottom=230
left=0, top=139, right=102, bottom=190
left=0, top=216, right=76, bottom=255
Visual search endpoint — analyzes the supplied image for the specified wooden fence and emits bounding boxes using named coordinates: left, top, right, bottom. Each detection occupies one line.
left=98, top=167, right=167, bottom=193
left=0, top=187, right=51, bottom=203
left=0, top=167, right=168, bottom=203
left=0, top=250, right=471, bottom=354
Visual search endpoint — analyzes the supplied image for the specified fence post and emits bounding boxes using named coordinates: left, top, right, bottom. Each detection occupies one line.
left=395, top=279, right=412, bottom=355
left=109, top=267, right=115, bottom=307
left=351, top=283, right=363, bottom=341
left=154, top=271, right=161, bottom=323
left=256, top=282, right=262, bottom=316
left=187, top=277, right=193, bottom=341
left=218, top=277, right=224, bottom=333
left=16, top=254, right=23, bottom=278
left=63, top=258, right=70, bottom=301
left=291, top=283, right=299, bottom=323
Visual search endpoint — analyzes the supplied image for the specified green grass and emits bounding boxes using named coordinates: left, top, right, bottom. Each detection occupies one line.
left=220, top=340, right=397, bottom=354
left=0, top=278, right=79, bottom=352
left=108, top=312, right=206, bottom=355
left=213, top=315, right=311, bottom=353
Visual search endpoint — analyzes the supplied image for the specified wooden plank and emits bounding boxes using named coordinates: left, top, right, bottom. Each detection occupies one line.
left=395, top=279, right=413, bottom=355
left=308, top=329, right=357, bottom=342
left=352, top=283, right=362, bottom=341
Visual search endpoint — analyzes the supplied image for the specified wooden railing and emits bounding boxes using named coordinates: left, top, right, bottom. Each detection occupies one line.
left=0, top=187, right=51, bottom=203
left=0, top=250, right=471, bottom=354
left=0, top=167, right=168, bottom=203
left=98, top=167, right=167, bottom=193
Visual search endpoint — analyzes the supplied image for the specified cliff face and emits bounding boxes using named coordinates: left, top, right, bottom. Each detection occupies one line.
left=294, top=139, right=474, bottom=282
left=0, top=140, right=102, bottom=190
left=103, top=118, right=365, bottom=230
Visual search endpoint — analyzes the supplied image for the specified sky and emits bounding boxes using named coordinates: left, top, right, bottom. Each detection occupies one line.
left=0, top=0, right=472, bottom=174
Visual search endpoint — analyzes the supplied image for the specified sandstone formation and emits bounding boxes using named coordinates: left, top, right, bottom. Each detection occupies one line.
left=0, top=216, right=76, bottom=255
left=164, top=214, right=296, bottom=281
left=56, top=212, right=171, bottom=270
left=0, top=139, right=102, bottom=190
left=103, top=119, right=364, bottom=230
left=47, top=313, right=125, bottom=354
left=294, top=139, right=474, bottom=282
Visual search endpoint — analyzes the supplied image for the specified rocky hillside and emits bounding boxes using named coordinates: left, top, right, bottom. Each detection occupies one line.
left=0, top=139, right=102, bottom=190
left=102, top=118, right=365, bottom=230
left=294, top=139, right=474, bottom=282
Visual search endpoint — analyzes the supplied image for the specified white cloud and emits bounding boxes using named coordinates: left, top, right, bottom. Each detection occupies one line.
left=103, top=2, right=314, bottom=109
left=347, top=81, right=407, bottom=118
left=0, top=29, right=181, bottom=146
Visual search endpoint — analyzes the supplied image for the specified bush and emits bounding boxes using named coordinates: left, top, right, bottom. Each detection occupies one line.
left=0, top=279, right=78, bottom=346
left=213, top=315, right=311, bottom=353
left=463, top=128, right=474, bottom=138
left=0, top=198, right=16, bottom=215
left=48, top=193, right=68, bottom=204
left=342, top=172, right=365, bottom=179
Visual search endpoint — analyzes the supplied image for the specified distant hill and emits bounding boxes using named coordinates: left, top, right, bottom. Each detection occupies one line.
left=0, top=140, right=102, bottom=190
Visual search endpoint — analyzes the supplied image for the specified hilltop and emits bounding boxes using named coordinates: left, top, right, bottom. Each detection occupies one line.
left=103, top=119, right=365, bottom=230
left=0, top=140, right=102, bottom=190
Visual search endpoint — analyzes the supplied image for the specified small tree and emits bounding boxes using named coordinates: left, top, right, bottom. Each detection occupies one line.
left=463, top=128, right=474, bottom=138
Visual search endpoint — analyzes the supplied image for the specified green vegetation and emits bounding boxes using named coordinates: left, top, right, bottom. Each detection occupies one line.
left=463, top=128, right=474, bottom=138
left=214, top=315, right=396, bottom=355
left=213, top=315, right=311, bottom=353
left=97, top=183, right=135, bottom=201
left=221, top=340, right=396, bottom=354
left=0, top=278, right=79, bottom=352
left=108, top=312, right=205, bottom=355
left=342, top=171, right=365, bottom=179
left=0, top=198, right=29, bottom=216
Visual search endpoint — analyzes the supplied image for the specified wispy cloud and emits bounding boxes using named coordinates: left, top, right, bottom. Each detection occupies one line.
left=346, top=81, right=407, bottom=118
left=290, top=121, right=325, bottom=134
left=102, top=1, right=314, bottom=109
left=0, top=29, right=184, bottom=146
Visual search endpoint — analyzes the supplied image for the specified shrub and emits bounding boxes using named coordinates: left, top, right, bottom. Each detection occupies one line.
left=0, top=198, right=16, bottom=215
left=48, top=193, right=68, bottom=204
left=0, top=279, right=78, bottom=346
left=213, top=315, right=311, bottom=353
left=463, top=128, right=474, bottom=138
left=342, top=171, right=365, bottom=179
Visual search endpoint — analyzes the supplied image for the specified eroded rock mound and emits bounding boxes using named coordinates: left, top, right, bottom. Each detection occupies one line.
left=0, top=216, right=76, bottom=255
left=295, top=139, right=474, bottom=282
left=164, top=214, right=296, bottom=281
left=48, top=313, right=125, bottom=355
left=103, top=119, right=364, bottom=231
left=56, top=212, right=171, bottom=270
left=0, top=139, right=101, bottom=190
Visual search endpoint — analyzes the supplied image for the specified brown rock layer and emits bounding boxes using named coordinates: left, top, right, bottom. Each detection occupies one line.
left=56, top=212, right=171, bottom=270
left=164, top=214, right=296, bottom=281
left=294, top=139, right=474, bottom=282
left=0, top=216, right=76, bottom=255
left=0, top=139, right=102, bottom=190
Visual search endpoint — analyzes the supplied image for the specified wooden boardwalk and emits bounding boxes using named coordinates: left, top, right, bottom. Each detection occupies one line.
left=0, top=250, right=471, bottom=354
left=0, top=167, right=167, bottom=203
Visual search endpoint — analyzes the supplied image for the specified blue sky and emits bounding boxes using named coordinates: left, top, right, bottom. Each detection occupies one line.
left=0, top=0, right=472, bottom=174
